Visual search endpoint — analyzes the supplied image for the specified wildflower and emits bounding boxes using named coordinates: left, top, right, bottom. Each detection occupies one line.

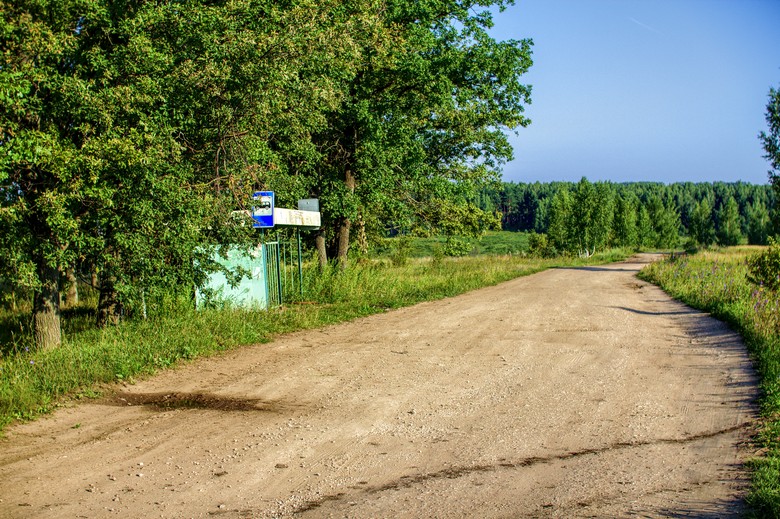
left=29, top=360, right=34, bottom=365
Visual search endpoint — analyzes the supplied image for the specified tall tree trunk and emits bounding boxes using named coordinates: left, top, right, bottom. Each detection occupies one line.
left=33, top=262, right=61, bottom=350
left=97, top=274, right=121, bottom=327
left=315, top=230, right=328, bottom=270
left=63, top=268, right=78, bottom=307
left=336, top=167, right=356, bottom=268
left=337, top=216, right=351, bottom=269
left=355, top=214, right=368, bottom=256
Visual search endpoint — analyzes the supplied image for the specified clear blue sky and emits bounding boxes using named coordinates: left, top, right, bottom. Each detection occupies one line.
left=489, top=0, right=780, bottom=185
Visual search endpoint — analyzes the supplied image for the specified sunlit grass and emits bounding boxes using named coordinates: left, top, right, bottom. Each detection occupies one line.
left=640, top=247, right=780, bottom=517
left=373, top=230, right=530, bottom=258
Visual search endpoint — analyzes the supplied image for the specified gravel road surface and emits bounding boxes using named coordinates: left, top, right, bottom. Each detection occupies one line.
left=0, top=254, right=759, bottom=518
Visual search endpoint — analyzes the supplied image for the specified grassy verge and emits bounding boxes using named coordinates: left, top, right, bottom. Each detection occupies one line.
left=373, top=230, right=530, bottom=258
left=639, top=247, right=780, bottom=517
left=0, top=248, right=630, bottom=433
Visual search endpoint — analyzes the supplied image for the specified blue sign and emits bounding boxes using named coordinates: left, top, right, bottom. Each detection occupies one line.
left=252, top=191, right=274, bottom=228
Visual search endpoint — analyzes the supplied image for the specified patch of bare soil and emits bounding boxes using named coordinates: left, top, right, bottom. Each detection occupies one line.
left=0, top=254, right=759, bottom=518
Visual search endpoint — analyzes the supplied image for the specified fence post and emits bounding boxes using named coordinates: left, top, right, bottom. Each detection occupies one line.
left=298, top=229, right=304, bottom=297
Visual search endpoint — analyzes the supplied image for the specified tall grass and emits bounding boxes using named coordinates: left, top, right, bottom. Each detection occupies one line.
left=639, top=247, right=780, bottom=517
left=0, top=249, right=630, bottom=433
left=373, top=230, right=530, bottom=259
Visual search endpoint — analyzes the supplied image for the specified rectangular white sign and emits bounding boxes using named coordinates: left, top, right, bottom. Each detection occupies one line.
left=274, top=208, right=321, bottom=229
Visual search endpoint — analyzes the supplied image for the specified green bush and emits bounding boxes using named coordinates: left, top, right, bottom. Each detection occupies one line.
left=443, top=237, right=472, bottom=257
left=389, top=236, right=413, bottom=266
left=528, top=232, right=557, bottom=258
left=748, top=237, right=780, bottom=291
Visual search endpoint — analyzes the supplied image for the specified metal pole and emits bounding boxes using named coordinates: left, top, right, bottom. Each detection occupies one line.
left=297, top=229, right=303, bottom=297
left=262, top=242, right=269, bottom=310
left=275, top=242, right=282, bottom=306
left=283, top=237, right=289, bottom=292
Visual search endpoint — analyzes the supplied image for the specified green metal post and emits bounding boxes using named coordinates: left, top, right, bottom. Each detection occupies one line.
left=276, top=242, right=283, bottom=305
left=297, top=229, right=303, bottom=297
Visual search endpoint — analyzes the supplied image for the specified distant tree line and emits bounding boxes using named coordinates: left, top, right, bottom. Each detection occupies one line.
left=480, top=179, right=777, bottom=256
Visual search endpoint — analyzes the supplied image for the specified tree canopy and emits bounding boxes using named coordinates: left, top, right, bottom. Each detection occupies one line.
left=286, top=0, right=534, bottom=266
left=1, top=0, right=533, bottom=348
left=760, top=86, right=780, bottom=230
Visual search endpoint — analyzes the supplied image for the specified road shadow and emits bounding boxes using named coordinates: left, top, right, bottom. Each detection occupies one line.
left=105, top=391, right=292, bottom=413
left=555, top=266, right=640, bottom=272
left=634, top=495, right=750, bottom=518
left=615, top=299, right=760, bottom=412
left=612, top=305, right=700, bottom=316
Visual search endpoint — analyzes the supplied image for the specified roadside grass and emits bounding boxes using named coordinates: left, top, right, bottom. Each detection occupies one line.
left=374, top=230, right=530, bottom=259
left=0, top=248, right=630, bottom=433
left=639, top=247, right=780, bottom=517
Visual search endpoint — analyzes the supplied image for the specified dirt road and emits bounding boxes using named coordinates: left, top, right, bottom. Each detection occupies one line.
left=0, top=254, right=759, bottom=518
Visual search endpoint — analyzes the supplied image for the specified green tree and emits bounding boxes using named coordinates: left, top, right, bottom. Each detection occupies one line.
left=646, top=195, right=680, bottom=249
left=534, top=195, right=550, bottom=233
left=746, top=198, right=771, bottom=245
left=81, top=0, right=377, bottom=323
left=636, top=205, right=656, bottom=249
left=612, top=194, right=638, bottom=249
left=591, top=182, right=615, bottom=254
left=568, top=178, right=613, bottom=256
left=717, top=196, right=744, bottom=246
left=0, top=0, right=383, bottom=343
left=308, top=0, right=533, bottom=266
left=760, top=86, right=780, bottom=230
left=689, top=198, right=716, bottom=247
left=547, top=188, right=572, bottom=254
left=570, top=178, right=597, bottom=256
left=493, top=180, right=774, bottom=246
left=0, top=0, right=93, bottom=349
